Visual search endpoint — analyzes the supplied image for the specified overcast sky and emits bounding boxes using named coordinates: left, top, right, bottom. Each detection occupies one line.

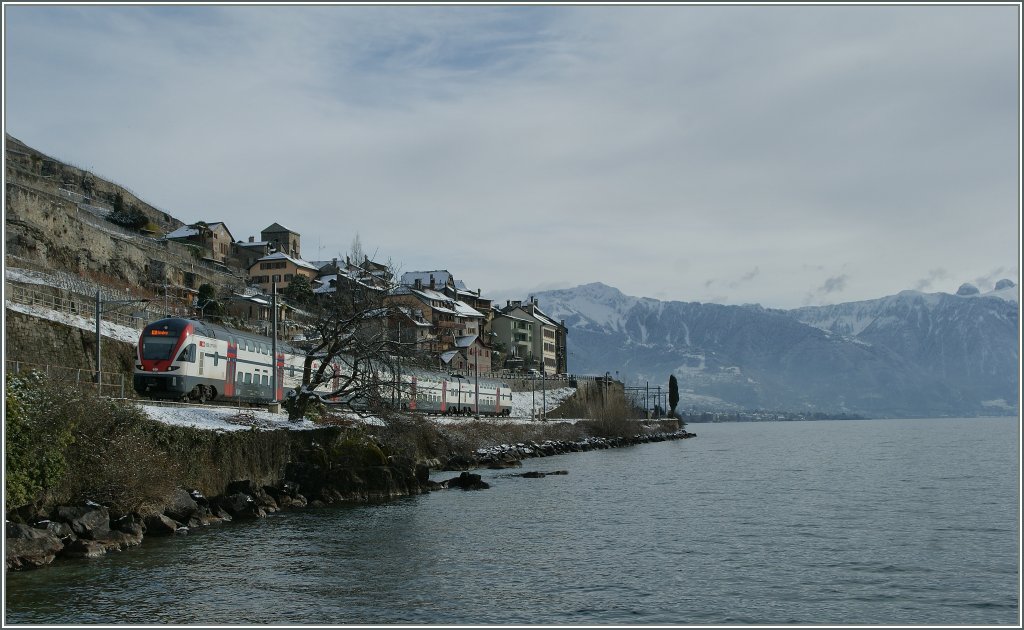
left=4, top=3, right=1019, bottom=308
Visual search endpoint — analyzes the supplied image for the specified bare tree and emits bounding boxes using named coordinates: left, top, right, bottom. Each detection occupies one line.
left=283, top=263, right=414, bottom=422
left=349, top=233, right=365, bottom=266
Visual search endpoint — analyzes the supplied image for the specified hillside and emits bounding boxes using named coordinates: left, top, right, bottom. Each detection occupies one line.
left=5, top=134, right=248, bottom=314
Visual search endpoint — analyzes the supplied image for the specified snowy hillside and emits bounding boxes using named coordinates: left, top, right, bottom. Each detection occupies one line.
left=534, top=281, right=1019, bottom=417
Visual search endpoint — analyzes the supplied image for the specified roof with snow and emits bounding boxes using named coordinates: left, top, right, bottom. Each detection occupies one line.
left=493, top=312, right=534, bottom=324
left=401, top=270, right=454, bottom=288
left=251, top=251, right=319, bottom=272
left=439, top=350, right=460, bottom=364
left=262, top=223, right=295, bottom=233
left=454, top=334, right=479, bottom=348
left=313, top=270, right=384, bottom=294
left=452, top=300, right=484, bottom=318
left=236, top=240, right=271, bottom=249
left=166, top=222, right=233, bottom=241
left=164, top=225, right=199, bottom=239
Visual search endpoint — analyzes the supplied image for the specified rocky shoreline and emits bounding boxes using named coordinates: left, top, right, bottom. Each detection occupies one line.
left=5, top=427, right=695, bottom=571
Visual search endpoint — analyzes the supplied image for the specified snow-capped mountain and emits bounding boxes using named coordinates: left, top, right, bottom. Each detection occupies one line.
left=533, top=281, right=1019, bottom=417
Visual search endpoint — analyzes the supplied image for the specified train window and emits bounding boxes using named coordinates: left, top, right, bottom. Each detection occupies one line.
left=237, top=372, right=243, bottom=383
left=142, top=335, right=178, bottom=360
left=262, top=374, right=269, bottom=386
left=244, top=373, right=252, bottom=384
left=176, top=344, right=196, bottom=363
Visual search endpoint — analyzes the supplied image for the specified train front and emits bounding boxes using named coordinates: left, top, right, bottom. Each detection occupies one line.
left=133, top=318, right=196, bottom=399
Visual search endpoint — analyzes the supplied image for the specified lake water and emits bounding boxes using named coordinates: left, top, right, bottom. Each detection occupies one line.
left=4, top=417, right=1019, bottom=625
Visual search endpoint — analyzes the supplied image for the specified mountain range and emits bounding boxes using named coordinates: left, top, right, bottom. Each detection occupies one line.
left=532, top=281, right=1019, bottom=418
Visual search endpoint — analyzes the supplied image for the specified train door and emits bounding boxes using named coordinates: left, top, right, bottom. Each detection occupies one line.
left=225, top=342, right=237, bottom=397
left=440, top=379, right=447, bottom=413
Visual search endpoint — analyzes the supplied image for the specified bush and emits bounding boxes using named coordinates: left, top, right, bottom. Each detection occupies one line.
left=313, top=431, right=388, bottom=469
left=4, top=372, right=76, bottom=513
left=107, top=205, right=149, bottom=230
left=4, top=373, right=181, bottom=517
left=62, top=398, right=182, bottom=515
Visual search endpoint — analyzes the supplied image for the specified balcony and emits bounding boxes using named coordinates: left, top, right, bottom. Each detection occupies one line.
left=435, top=321, right=464, bottom=330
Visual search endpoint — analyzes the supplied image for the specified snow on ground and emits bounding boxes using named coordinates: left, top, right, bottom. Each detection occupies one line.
left=5, top=301, right=142, bottom=343
left=140, top=403, right=320, bottom=432
left=508, top=386, right=575, bottom=419
left=139, top=386, right=582, bottom=433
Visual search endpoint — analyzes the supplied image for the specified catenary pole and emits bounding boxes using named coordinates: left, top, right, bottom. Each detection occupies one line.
left=271, top=281, right=278, bottom=403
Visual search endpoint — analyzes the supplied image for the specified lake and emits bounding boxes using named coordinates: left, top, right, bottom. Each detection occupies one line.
left=4, top=417, right=1019, bottom=625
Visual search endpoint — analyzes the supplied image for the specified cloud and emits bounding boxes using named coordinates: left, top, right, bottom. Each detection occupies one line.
left=973, top=267, right=1011, bottom=291
left=821, top=275, right=849, bottom=294
left=3, top=5, right=1018, bottom=309
left=914, top=268, right=950, bottom=291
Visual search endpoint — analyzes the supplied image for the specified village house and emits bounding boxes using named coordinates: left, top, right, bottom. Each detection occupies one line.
left=388, top=271, right=489, bottom=355
left=163, top=221, right=235, bottom=264
left=231, top=236, right=274, bottom=271
left=261, top=223, right=302, bottom=259
left=493, top=297, right=568, bottom=374
left=488, top=310, right=534, bottom=371
left=389, top=306, right=438, bottom=353
left=441, top=334, right=492, bottom=375
left=247, top=251, right=319, bottom=293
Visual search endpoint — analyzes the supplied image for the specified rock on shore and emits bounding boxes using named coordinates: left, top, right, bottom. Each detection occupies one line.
left=6, top=428, right=696, bottom=571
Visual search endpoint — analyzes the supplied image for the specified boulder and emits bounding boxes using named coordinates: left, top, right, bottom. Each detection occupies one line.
left=445, top=472, right=490, bottom=490
left=215, top=493, right=266, bottom=519
left=97, top=529, right=144, bottom=552
left=226, top=480, right=278, bottom=512
left=61, top=538, right=107, bottom=559
left=5, top=523, right=64, bottom=570
left=143, top=513, right=180, bottom=536
left=52, top=504, right=110, bottom=540
left=163, top=488, right=201, bottom=524
left=112, top=514, right=144, bottom=538
left=32, top=519, right=76, bottom=543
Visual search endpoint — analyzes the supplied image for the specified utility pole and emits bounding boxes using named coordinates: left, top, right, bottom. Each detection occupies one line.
left=541, top=362, right=547, bottom=421
left=271, top=281, right=278, bottom=403
left=532, top=371, right=536, bottom=420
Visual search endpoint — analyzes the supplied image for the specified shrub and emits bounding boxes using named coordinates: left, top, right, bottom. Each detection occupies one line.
left=4, top=373, right=181, bottom=517
left=62, top=398, right=182, bottom=515
left=107, top=204, right=149, bottom=230
left=4, top=372, right=76, bottom=513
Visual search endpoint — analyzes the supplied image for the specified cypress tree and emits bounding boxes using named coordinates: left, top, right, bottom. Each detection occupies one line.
left=669, top=374, right=679, bottom=417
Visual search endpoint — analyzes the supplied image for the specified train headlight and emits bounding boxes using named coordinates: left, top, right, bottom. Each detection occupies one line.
left=167, top=366, right=180, bottom=371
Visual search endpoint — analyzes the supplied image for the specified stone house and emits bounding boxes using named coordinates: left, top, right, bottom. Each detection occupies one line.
left=261, top=223, right=302, bottom=259
left=231, top=236, right=274, bottom=271
left=164, top=221, right=235, bottom=264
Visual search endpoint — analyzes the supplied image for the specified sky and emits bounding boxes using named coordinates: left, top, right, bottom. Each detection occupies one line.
left=3, top=3, right=1020, bottom=309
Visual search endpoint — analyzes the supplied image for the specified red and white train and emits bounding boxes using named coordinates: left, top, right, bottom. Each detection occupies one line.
left=133, top=317, right=513, bottom=416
